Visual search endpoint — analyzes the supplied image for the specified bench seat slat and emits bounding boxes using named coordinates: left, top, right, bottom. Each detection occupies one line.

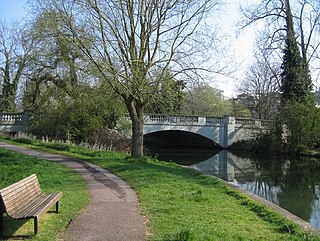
left=11, top=193, right=47, bottom=218
left=31, top=192, right=62, bottom=217
left=13, top=192, right=62, bottom=219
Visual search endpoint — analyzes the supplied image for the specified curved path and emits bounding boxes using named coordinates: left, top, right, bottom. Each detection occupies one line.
left=0, top=142, right=146, bottom=241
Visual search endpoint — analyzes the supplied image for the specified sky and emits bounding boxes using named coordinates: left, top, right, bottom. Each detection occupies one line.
left=0, top=0, right=28, bottom=21
left=0, top=0, right=257, bottom=98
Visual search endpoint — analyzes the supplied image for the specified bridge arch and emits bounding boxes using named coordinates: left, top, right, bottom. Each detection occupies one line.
left=143, top=115, right=226, bottom=147
left=144, top=130, right=222, bottom=149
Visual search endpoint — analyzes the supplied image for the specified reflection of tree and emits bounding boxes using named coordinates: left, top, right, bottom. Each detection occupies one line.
left=233, top=154, right=320, bottom=223
left=278, top=158, right=320, bottom=222
left=234, top=154, right=284, bottom=203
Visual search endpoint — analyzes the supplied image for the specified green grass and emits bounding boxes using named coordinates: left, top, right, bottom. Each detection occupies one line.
left=0, top=148, right=89, bottom=241
left=1, top=137, right=320, bottom=240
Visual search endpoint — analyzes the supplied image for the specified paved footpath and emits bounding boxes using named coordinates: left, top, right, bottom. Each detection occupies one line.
left=0, top=142, right=146, bottom=241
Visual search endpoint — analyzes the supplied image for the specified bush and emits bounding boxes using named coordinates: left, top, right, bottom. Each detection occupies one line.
left=282, top=98, right=320, bottom=153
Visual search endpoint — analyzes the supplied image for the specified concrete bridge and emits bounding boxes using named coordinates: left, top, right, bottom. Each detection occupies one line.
left=143, top=114, right=271, bottom=148
left=1, top=112, right=271, bottom=148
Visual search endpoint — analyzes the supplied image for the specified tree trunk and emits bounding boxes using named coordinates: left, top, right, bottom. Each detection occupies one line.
left=125, top=97, right=144, bottom=158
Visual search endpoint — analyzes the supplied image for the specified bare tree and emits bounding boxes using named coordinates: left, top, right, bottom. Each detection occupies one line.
left=238, top=48, right=281, bottom=119
left=31, top=0, right=226, bottom=157
left=0, top=22, right=30, bottom=111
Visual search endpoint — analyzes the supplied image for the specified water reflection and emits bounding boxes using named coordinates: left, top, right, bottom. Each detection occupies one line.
left=152, top=148, right=320, bottom=229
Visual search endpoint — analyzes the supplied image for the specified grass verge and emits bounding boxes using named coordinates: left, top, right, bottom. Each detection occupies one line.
left=1, top=137, right=320, bottom=240
left=0, top=148, right=89, bottom=241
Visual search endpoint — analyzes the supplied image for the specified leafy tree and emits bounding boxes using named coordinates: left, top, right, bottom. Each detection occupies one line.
left=26, top=81, right=126, bottom=144
left=145, top=69, right=186, bottom=115
left=24, top=9, right=86, bottom=103
left=281, top=97, right=320, bottom=152
left=182, top=84, right=231, bottom=117
left=281, top=0, right=312, bottom=103
left=227, top=98, right=252, bottom=118
left=21, top=10, right=127, bottom=145
left=31, top=0, right=227, bottom=157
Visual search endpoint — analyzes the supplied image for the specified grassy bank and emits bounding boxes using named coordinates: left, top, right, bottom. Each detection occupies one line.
left=0, top=148, right=89, bottom=241
left=1, top=138, right=320, bottom=240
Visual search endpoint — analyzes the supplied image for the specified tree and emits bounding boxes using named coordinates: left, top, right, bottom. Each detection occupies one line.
left=145, top=74, right=186, bottom=115
left=31, top=0, right=225, bottom=157
left=281, top=98, right=320, bottom=152
left=23, top=9, right=86, bottom=105
left=238, top=48, right=281, bottom=119
left=22, top=10, right=127, bottom=145
left=0, top=22, right=30, bottom=111
left=182, top=84, right=231, bottom=116
left=26, top=82, right=126, bottom=145
left=281, top=0, right=312, bottom=103
left=241, top=0, right=319, bottom=102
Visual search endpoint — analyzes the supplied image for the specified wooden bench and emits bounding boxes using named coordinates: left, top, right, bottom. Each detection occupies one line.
left=0, top=174, right=63, bottom=237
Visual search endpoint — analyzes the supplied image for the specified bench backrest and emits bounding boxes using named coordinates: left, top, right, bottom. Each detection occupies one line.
left=0, top=174, right=41, bottom=216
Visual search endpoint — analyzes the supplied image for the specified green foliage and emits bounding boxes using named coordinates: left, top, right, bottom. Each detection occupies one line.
left=146, top=70, right=186, bottom=114
left=182, top=84, right=232, bottom=116
left=226, top=98, right=252, bottom=118
left=281, top=1, right=312, bottom=103
left=24, top=82, right=126, bottom=146
left=251, top=120, right=284, bottom=154
left=281, top=98, right=320, bottom=153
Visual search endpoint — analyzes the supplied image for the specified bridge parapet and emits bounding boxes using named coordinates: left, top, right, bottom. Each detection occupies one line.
left=235, top=118, right=273, bottom=128
left=145, top=114, right=225, bottom=127
left=0, top=112, right=28, bottom=132
left=146, top=114, right=203, bottom=125
left=0, top=112, right=24, bottom=124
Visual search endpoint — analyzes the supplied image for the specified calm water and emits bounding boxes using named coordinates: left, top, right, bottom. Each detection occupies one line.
left=149, top=148, right=320, bottom=229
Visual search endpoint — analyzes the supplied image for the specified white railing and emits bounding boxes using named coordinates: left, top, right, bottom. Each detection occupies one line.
left=146, top=114, right=200, bottom=124
left=0, top=112, right=24, bottom=124
left=205, top=117, right=224, bottom=126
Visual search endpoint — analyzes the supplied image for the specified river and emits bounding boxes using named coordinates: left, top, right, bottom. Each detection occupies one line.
left=148, top=148, right=320, bottom=229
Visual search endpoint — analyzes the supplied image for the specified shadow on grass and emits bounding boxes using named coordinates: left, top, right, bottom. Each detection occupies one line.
left=1, top=215, right=32, bottom=240
left=89, top=155, right=223, bottom=189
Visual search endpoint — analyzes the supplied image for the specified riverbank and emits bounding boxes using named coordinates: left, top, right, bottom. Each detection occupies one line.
left=1, top=138, right=320, bottom=240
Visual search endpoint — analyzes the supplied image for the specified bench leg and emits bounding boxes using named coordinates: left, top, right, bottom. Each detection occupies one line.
left=56, top=201, right=59, bottom=214
left=34, top=217, right=38, bottom=235
left=0, top=213, right=3, bottom=239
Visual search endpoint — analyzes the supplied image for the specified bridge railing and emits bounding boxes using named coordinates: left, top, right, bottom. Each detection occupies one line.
left=235, top=118, right=273, bottom=128
left=205, top=117, right=224, bottom=126
left=145, top=114, right=228, bottom=127
left=0, top=112, right=24, bottom=124
left=146, top=114, right=200, bottom=124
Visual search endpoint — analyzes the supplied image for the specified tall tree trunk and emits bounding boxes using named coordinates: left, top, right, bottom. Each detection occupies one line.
left=125, top=97, right=144, bottom=158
